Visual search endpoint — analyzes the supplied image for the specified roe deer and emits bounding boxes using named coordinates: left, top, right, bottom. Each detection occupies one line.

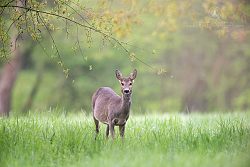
left=92, top=69, right=137, bottom=139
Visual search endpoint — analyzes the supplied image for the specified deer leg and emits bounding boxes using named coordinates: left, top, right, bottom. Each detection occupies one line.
left=119, top=125, right=125, bottom=139
left=94, top=117, right=99, bottom=140
left=106, top=125, right=109, bottom=138
left=109, top=122, right=115, bottom=139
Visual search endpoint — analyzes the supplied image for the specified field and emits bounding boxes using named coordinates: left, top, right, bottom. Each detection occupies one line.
left=0, top=112, right=250, bottom=167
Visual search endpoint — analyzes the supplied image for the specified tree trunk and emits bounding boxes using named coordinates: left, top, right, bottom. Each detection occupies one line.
left=0, top=36, right=23, bottom=116
left=0, top=35, right=35, bottom=116
left=0, top=0, right=38, bottom=116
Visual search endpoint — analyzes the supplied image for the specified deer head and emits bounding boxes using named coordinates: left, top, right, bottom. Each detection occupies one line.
left=115, top=69, right=137, bottom=98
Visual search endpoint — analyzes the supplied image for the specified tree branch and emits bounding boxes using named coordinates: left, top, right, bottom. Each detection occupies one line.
left=0, top=4, right=162, bottom=74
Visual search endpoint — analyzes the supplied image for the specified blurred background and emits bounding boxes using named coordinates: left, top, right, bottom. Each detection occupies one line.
left=0, top=0, right=250, bottom=115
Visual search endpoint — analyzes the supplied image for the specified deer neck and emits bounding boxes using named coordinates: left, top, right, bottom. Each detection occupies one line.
left=120, top=94, right=131, bottom=114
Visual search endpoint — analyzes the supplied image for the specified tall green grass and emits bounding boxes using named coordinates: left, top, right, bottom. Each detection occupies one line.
left=0, top=112, right=249, bottom=167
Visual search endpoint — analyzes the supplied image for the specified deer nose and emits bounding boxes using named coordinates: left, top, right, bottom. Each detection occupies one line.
left=124, top=89, right=130, bottom=94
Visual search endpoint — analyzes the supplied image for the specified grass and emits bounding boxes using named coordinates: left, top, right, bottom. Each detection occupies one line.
left=0, top=111, right=250, bottom=167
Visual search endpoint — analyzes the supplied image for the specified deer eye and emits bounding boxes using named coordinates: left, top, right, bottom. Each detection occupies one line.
left=129, top=82, right=132, bottom=86
left=121, top=83, right=124, bottom=86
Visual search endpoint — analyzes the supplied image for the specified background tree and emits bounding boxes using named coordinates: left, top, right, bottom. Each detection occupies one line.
left=0, top=0, right=141, bottom=116
left=1, top=0, right=250, bottom=115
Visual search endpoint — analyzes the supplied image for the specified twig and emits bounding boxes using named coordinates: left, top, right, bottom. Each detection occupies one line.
left=58, top=0, right=92, bottom=27
left=76, top=25, right=84, bottom=59
left=37, top=13, right=63, bottom=63
left=6, top=13, right=24, bottom=34
left=0, top=0, right=14, bottom=15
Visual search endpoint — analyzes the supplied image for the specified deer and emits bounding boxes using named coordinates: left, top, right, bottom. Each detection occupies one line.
left=92, top=69, right=137, bottom=140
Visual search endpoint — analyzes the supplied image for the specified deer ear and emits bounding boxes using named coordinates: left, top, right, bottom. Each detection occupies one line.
left=115, top=69, right=122, bottom=80
left=130, top=69, right=137, bottom=80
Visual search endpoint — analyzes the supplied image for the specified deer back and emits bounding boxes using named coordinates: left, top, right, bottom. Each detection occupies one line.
left=92, top=87, right=121, bottom=124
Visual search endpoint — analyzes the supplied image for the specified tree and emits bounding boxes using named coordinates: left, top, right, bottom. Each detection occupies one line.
left=0, top=0, right=142, bottom=116
left=0, top=0, right=249, bottom=115
left=0, top=0, right=32, bottom=116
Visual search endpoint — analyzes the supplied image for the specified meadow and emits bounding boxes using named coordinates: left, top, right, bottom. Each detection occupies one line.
left=0, top=111, right=249, bottom=167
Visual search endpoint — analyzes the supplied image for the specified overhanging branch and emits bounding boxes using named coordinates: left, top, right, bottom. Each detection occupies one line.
left=0, top=4, right=159, bottom=73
